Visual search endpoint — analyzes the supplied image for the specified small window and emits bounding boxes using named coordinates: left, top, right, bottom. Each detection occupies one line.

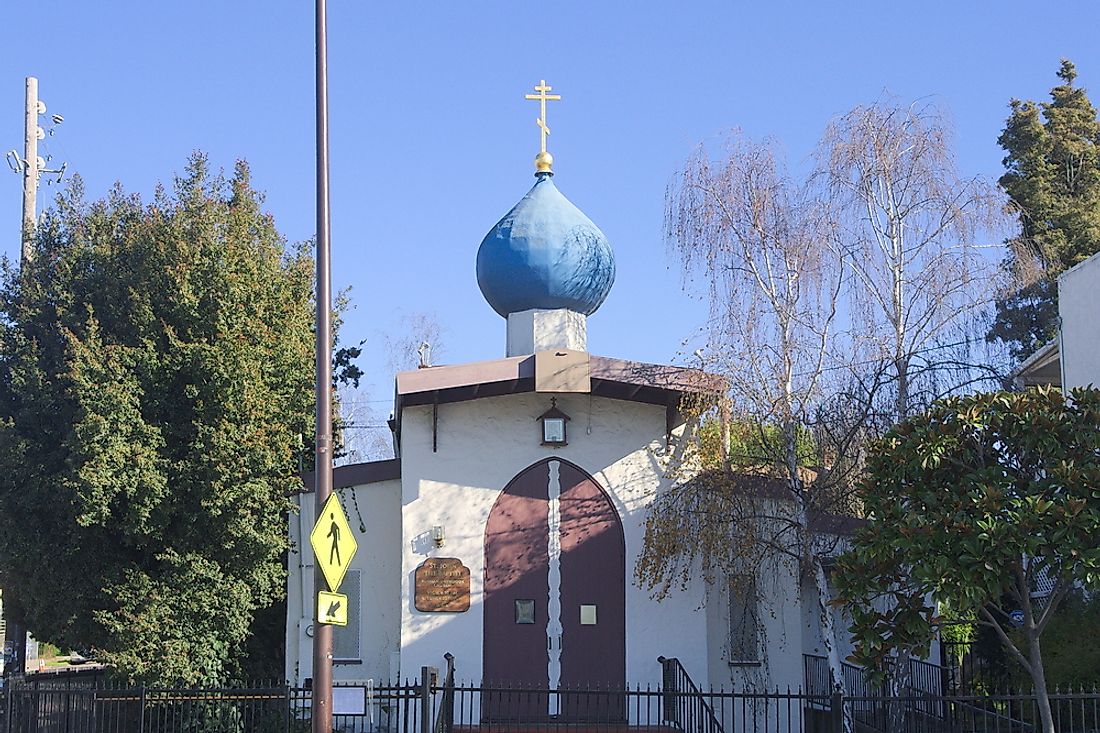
left=515, top=599, right=535, bottom=624
left=580, top=604, right=597, bottom=625
left=728, top=575, right=760, bottom=663
left=334, top=569, right=361, bottom=663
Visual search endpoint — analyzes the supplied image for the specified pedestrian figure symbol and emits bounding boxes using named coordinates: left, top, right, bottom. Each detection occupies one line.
left=310, top=493, right=358, bottom=593
left=318, top=590, right=348, bottom=626
left=328, top=513, right=341, bottom=566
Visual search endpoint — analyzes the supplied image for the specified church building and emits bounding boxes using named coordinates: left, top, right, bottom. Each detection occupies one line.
left=284, top=82, right=853, bottom=704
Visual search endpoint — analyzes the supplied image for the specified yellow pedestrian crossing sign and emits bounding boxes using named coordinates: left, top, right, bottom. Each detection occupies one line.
left=310, top=493, right=358, bottom=592
left=318, top=590, right=348, bottom=626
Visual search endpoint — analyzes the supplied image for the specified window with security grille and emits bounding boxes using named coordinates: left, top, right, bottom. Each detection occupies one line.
left=333, top=569, right=361, bottom=662
left=728, top=575, right=760, bottom=663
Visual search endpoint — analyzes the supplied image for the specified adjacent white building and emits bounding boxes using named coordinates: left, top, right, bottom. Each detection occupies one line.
left=1015, top=251, right=1100, bottom=390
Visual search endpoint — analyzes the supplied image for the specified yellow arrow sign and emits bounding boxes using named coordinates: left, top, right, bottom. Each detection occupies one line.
left=318, top=590, right=348, bottom=626
left=310, top=493, right=358, bottom=592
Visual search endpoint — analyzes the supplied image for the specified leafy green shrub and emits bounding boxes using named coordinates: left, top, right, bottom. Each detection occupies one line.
left=1034, top=591, right=1100, bottom=689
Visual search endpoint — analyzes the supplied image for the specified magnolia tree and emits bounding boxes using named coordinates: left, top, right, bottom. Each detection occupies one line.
left=833, top=387, right=1100, bottom=733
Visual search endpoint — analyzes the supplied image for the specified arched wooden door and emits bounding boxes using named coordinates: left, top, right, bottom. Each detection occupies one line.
left=483, top=458, right=625, bottom=721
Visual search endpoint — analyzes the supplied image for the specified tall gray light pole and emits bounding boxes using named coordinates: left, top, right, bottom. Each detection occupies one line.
left=312, top=0, right=335, bottom=731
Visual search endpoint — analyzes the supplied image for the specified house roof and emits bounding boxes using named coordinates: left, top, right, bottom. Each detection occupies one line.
left=299, top=458, right=399, bottom=494
left=1012, top=339, right=1061, bottom=388
left=1058, top=248, right=1100, bottom=286
left=807, top=512, right=864, bottom=537
left=686, top=469, right=865, bottom=537
left=392, top=350, right=725, bottom=440
left=395, top=351, right=724, bottom=405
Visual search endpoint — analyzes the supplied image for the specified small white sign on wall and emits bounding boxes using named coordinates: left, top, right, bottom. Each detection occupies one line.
left=333, top=687, right=366, bottom=716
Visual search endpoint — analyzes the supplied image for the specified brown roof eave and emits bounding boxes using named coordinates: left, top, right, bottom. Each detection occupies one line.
left=395, top=353, right=724, bottom=410
left=298, top=458, right=401, bottom=494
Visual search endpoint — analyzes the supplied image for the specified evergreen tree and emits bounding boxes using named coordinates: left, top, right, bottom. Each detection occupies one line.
left=989, top=60, right=1100, bottom=361
left=0, top=155, right=318, bottom=685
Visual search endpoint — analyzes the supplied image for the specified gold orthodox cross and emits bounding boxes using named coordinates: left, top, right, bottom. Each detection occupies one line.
left=525, top=80, right=561, bottom=154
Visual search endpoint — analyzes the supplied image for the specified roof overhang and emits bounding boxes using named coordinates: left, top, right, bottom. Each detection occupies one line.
left=680, top=469, right=864, bottom=537
left=298, top=458, right=400, bottom=494
left=1012, top=339, right=1061, bottom=389
left=393, top=350, right=726, bottom=443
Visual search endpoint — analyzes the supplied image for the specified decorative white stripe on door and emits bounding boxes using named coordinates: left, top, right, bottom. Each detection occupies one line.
left=546, top=460, right=562, bottom=715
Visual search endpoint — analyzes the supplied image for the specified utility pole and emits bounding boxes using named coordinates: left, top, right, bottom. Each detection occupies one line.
left=9, top=77, right=65, bottom=267
left=1, top=76, right=46, bottom=685
left=21, top=77, right=39, bottom=267
left=312, top=1, right=335, bottom=731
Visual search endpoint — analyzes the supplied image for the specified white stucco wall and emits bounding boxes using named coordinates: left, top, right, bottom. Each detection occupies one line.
left=797, top=558, right=942, bottom=693
left=397, top=392, right=710, bottom=687
left=284, top=391, right=854, bottom=693
left=286, top=478, right=402, bottom=685
left=1059, top=252, right=1100, bottom=389
left=704, top=552, right=803, bottom=693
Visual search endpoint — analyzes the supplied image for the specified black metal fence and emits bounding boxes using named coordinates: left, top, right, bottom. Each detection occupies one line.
left=803, top=654, right=951, bottom=700
left=941, top=638, right=1020, bottom=696
left=1, top=683, right=295, bottom=733
left=0, top=673, right=1097, bottom=733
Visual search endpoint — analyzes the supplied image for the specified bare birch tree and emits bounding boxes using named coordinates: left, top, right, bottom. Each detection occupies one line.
left=337, top=311, right=447, bottom=463
left=819, top=98, right=1007, bottom=422
left=818, top=101, right=1007, bottom=719
left=641, top=100, right=1008, bottom=725
left=638, top=133, right=857, bottom=728
left=384, top=311, right=446, bottom=374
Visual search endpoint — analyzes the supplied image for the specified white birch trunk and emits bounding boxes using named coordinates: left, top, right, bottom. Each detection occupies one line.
left=812, top=552, right=853, bottom=733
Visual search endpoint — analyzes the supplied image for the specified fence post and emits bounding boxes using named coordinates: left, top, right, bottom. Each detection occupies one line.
left=29, top=681, right=38, bottom=733
left=440, top=653, right=455, bottom=733
left=658, top=657, right=676, bottom=725
left=829, top=690, right=844, bottom=733
left=285, top=683, right=292, bottom=733
left=90, top=687, right=98, bottom=733
left=420, top=666, right=437, bottom=733
left=138, top=685, right=146, bottom=733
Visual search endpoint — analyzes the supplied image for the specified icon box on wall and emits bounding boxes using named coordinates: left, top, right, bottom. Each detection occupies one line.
left=515, top=599, right=535, bottom=624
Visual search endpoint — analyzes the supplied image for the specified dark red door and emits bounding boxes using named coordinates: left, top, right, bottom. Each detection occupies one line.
left=483, top=458, right=625, bottom=721
left=558, top=461, right=626, bottom=720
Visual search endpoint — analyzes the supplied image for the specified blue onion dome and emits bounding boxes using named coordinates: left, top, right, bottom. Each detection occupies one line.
left=476, top=172, right=616, bottom=318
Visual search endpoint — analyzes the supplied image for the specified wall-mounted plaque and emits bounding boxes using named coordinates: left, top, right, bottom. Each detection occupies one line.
left=414, top=558, right=471, bottom=612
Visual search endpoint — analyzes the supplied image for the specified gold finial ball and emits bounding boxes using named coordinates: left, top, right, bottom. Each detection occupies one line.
left=534, top=151, right=554, bottom=174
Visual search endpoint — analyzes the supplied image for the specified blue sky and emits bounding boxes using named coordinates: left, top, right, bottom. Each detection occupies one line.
left=2, top=1, right=1099, bottom=442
